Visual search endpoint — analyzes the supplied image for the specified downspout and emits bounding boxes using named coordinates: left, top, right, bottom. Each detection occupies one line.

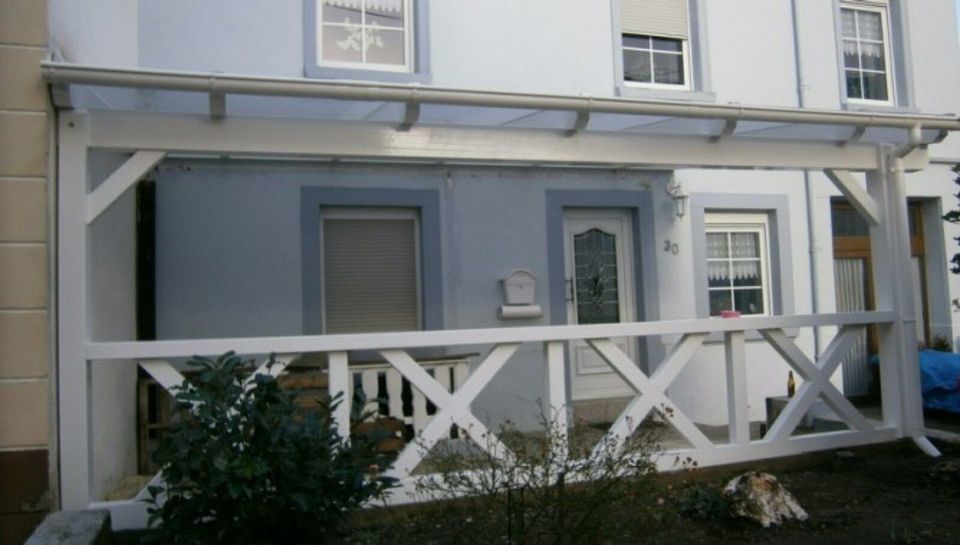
left=790, top=0, right=821, bottom=358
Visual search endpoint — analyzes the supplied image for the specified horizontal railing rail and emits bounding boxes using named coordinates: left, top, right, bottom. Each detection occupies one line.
left=86, top=311, right=895, bottom=361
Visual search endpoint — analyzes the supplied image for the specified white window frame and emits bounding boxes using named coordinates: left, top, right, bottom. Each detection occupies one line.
left=319, top=207, right=423, bottom=333
left=840, top=2, right=895, bottom=106
left=315, top=0, right=414, bottom=73
left=704, top=213, right=772, bottom=317
left=621, top=33, right=691, bottom=90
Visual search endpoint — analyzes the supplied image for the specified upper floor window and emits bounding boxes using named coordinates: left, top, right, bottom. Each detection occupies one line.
left=619, top=0, right=691, bottom=89
left=317, top=0, right=412, bottom=72
left=840, top=1, right=894, bottom=104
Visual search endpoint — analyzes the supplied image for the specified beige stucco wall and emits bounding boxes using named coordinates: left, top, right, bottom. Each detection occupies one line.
left=0, top=0, right=52, bottom=541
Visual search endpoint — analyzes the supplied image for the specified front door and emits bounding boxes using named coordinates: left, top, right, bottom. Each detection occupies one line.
left=563, top=209, right=637, bottom=401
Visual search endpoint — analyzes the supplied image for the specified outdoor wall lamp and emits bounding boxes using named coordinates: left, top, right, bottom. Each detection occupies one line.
left=666, top=177, right=689, bottom=218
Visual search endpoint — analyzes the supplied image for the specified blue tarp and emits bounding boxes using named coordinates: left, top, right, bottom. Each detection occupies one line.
left=918, top=350, right=960, bottom=414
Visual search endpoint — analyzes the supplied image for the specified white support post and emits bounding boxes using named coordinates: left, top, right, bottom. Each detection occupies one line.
left=58, top=112, right=93, bottom=509
left=328, top=351, right=351, bottom=442
left=545, top=341, right=568, bottom=461
left=867, top=148, right=931, bottom=452
left=865, top=160, right=903, bottom=430
left=886, top=154, right=932, bottom=445
left=724, top=331, right=750, bottom=444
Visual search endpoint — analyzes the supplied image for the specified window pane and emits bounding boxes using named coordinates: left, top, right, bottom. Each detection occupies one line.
left=861, top=71, right=889, bottom=101
left=651, top=36, right=682, bottom=52
left=707, top=233, right=729, bottom=258
left=846, top=70, right=863, bottom=99
left=322, top=24, right=363, bottom=63
left=708, top=261, right=731, bottom=288
left=709, top=290, right=732, bottom=317
left=843, top=40, right=860, bottom=69
left=856, top=10, right=883, bottom=41
left=652, top=52, right=684, bottom=84
left=831, top=205, right=869, bottom=237
left=322, top=3, right=361, bottom=24
left=841, top=9, right=857, bottom=39
left=731, top=232, right=759, bottom=258
left=366, top=28, right=405, bottom=65
left=623, top=50, right=652, bottom=83
left=734, top=289, right=765, bottom=315
left=860, top=43, right=885, bottom=70
left=732, top=260, right=762, bottom=287
left=574, top=229, right=620, bottom=325
left=622, top=34, right=651, bottom=49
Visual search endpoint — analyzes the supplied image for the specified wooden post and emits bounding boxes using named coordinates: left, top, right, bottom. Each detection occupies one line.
left=866, top=147, right=925, bottom=438
left=545, top=341, right=569, bottom=461
left=328, top=351, right=351, bottom=442
left=724, top=331, right=750, bottom=444
left=58, top=112, right=93, bottom=508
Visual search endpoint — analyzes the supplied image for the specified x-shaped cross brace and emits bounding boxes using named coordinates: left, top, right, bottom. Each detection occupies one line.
left=139, top=354, right=295, bottom=410
left=760, top=327, right=873, bottom=441
left=588, top=334, right=713, bottom=459
left=380, top=344, right=520, bottom=480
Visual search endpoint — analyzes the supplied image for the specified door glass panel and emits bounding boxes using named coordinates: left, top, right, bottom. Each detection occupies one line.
left=573, top=229, right=620, bottom=324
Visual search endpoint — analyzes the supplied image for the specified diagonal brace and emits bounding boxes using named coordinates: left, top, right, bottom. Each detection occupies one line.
left=588, top=337, right=712, bottom=454
left=380, top=344, right=520, bottom=479
left=761, top=327, right=873, bottom=441
left=87, top=150, right=166, bottom=224
left=824, top=169, right=880, bottom=226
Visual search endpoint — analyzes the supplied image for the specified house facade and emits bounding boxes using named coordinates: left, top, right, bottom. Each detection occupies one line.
left=5, top=0, right=958, bottom=534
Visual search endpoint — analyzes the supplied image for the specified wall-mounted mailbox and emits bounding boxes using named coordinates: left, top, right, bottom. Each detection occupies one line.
left=499, top=269, right=542, bottom=319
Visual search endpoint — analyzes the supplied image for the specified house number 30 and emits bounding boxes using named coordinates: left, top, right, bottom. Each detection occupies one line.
left=663, top=240, right=679, bottom=255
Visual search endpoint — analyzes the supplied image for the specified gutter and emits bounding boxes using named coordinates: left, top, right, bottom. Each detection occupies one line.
left=790, top=0, right=822, bottom=359
left=41, top=61, right=960, bottom=133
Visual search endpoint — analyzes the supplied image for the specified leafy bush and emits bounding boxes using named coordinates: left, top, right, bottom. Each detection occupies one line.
left=146, top=352, right=395, bottom=545
left=413, top=415, right=663, bottom=544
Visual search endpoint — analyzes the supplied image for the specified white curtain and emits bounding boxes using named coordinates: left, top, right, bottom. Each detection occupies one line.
left=842, top=9, right=884, bottom=58
left=707, top=232, right=760, bottom=283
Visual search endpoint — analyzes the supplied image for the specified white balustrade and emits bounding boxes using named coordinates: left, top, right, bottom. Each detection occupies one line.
left=89, top=311, right=902, bottom=527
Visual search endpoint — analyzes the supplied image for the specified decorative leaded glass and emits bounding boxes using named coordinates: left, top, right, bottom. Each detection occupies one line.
left=573, top=229, right=620, bottom=324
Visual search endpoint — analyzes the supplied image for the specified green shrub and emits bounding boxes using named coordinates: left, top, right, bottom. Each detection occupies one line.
left=146, top=352, right=395, bottom=545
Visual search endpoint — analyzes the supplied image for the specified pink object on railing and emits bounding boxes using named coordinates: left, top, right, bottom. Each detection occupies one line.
left=720, top=310, right=742, bottom=318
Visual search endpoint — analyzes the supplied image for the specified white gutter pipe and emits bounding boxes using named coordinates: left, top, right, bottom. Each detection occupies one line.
left=789, top=0, right=823, bottom=360
left=42, top=62, right=960, bottom=133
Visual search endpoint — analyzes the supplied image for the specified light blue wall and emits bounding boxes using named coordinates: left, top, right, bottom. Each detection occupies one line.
left=153, top=161, right=666, bottom=428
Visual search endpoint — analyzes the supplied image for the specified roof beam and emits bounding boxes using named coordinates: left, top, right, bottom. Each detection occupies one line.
left=83, top=111, right=929, bottom=171
left=824, top=169, right=881, bottom=226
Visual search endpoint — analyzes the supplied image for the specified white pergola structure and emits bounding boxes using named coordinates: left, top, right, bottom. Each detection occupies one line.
left=45, top=63, right=960, bottom=529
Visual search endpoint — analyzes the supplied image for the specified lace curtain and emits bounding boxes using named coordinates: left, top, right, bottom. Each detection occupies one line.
left=324, top=0, right=403, bottom=12
left=842, top=9, right=884, bottom=58
left=707, top=232, right=760, bottom=283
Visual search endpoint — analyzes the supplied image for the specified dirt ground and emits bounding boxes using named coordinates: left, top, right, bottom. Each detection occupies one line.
left=645, top=437, right=960, bottom=545
left=343, top=435, right=960, bottom=545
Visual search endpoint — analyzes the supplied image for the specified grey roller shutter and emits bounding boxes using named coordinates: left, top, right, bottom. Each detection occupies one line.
left=323, top=218, right=419, bottom=333
left=620, top=0, right=689, bottom=39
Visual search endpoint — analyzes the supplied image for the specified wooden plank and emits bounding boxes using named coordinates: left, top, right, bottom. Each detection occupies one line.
left=824, top=169, right=881, bottom=226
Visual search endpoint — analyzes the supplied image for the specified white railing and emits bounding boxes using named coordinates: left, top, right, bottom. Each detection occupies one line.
left=348, top=357, right=471, bottom=435
left=86, top=311, right=902, bottom=528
